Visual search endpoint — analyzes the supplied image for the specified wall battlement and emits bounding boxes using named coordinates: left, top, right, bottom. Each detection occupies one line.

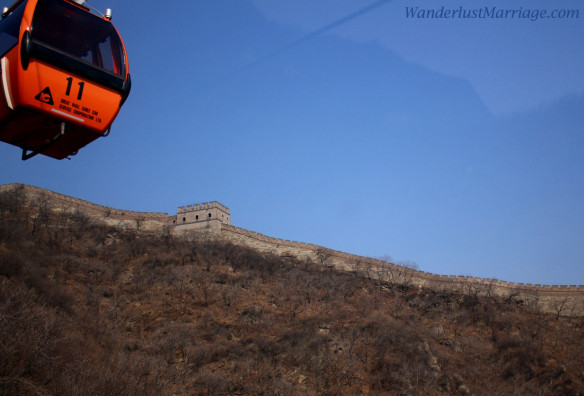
left=178, top=201, right=230, bottom=215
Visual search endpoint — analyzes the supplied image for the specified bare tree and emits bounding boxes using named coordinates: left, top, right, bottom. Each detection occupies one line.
left=349, top=258, right=364, bottom=277
left=0, top=185, right=26, bottom=217
left=396, top=260, right=418, bottom=289
left=315, top=248, right=334, bottom=268
left=551, top=297, right=569, bottom=320
left=31, top=193, right=53, bottom=237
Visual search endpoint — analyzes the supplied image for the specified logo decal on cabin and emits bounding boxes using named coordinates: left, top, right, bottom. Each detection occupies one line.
left=35, top=87, right=54, bottom=105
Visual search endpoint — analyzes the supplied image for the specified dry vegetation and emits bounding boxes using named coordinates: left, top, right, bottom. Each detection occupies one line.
left=1, top=185, right=583, bottom=395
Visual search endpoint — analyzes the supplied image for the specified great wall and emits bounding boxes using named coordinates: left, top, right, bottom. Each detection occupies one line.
left=2, top=183, right=583, bottom=316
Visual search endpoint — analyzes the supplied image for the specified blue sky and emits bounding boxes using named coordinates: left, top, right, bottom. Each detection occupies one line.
left=1, top=0, right=583, bottom=285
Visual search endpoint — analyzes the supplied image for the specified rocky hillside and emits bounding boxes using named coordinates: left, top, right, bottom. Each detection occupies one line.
left=1, top=185, right=583, bottom=395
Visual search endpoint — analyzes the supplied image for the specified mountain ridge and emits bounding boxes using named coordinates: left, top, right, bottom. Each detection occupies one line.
left=2, top=183, right=582, bottom=318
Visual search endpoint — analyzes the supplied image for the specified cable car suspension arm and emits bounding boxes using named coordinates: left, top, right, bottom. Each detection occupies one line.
left=21, top=122, right=66, bottom=160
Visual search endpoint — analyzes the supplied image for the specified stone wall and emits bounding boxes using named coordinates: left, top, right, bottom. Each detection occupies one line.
left=0, top=183, right=172, bottom=232
left=216, top=223, right=584, bottom=316
left=3, top=183, right=583, bottom=316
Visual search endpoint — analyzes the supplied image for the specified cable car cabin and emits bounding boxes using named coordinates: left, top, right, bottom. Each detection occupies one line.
left=0, top=0, right=130, bottom=159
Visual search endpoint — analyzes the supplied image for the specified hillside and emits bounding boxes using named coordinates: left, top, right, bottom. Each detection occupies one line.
left=1, top=184, right=583, bottom=395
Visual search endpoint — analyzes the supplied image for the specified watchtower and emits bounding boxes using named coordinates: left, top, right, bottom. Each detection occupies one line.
left=174, top=201, right=231, bottom=231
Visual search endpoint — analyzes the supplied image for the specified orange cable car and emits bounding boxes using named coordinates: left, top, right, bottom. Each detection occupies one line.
left=0, top=0, right=130, bottom=160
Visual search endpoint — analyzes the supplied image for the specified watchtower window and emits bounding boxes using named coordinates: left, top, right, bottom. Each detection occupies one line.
left=182, top=217, right=186, bottom=222
left=208, top=213, right=212, bottom=218
left=195, top=215, right=199, bottom=220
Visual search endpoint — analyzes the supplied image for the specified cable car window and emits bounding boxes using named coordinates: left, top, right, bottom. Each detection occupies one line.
left=0, top=1, right=26, bottom=58
left=31, top=0, right=125, bottom=76
left=96, top=36, right=118, bottom=74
